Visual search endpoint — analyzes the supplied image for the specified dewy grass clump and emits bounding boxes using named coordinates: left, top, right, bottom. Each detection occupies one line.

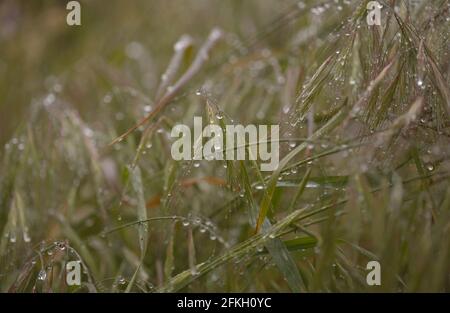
left=0, top=0, right=449, bottom=292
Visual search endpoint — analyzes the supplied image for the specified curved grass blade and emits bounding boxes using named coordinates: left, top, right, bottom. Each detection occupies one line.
left=256, top=101, right=349, bottom=233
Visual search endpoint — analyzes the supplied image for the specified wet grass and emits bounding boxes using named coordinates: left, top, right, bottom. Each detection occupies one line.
left=0, top=0, right=450, bottom=292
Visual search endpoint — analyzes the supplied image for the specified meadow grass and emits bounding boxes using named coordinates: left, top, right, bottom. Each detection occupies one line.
left=0, top=0, right=449, bottom=292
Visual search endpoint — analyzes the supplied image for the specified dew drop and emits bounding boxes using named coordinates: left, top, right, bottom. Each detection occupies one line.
left=143, top=105, right=152, bottom=113
left=115, top=112, right=125, bottom=121
left=56, top=241, right=66, bottom=251
left=9, top=232, right=16, bottom=243
left=255, top=184, right=264, bottom=190
left=190, top=267, right=200, bottom=276
left=44, top=93, right=55, bottom=106
left=103, top=94, right=112, bottom=103
left=37, top=269, right=47, bottom=281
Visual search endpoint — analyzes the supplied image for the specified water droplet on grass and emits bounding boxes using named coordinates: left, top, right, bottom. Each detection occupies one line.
left=56, top=241, right=66, bottom=251
left=144, top=105, right=152, bottom=113
left=103, top=94, right=112, bottom=103
left=125, top=41, right=144, bottom=59
left=9, top=232, right=16, bottom=243
left=37, top=269, right=47, bottom=281
left=83, top=127, right=94, bottom=138
left=44, top=93, right=55, bottom=106
left=190, top=267, right=200, bottom=276
left=255, top=184, right=264, bottom=190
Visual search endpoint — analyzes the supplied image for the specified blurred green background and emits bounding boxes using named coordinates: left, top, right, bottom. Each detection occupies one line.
left=0, top=0, right=293, bottom=146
